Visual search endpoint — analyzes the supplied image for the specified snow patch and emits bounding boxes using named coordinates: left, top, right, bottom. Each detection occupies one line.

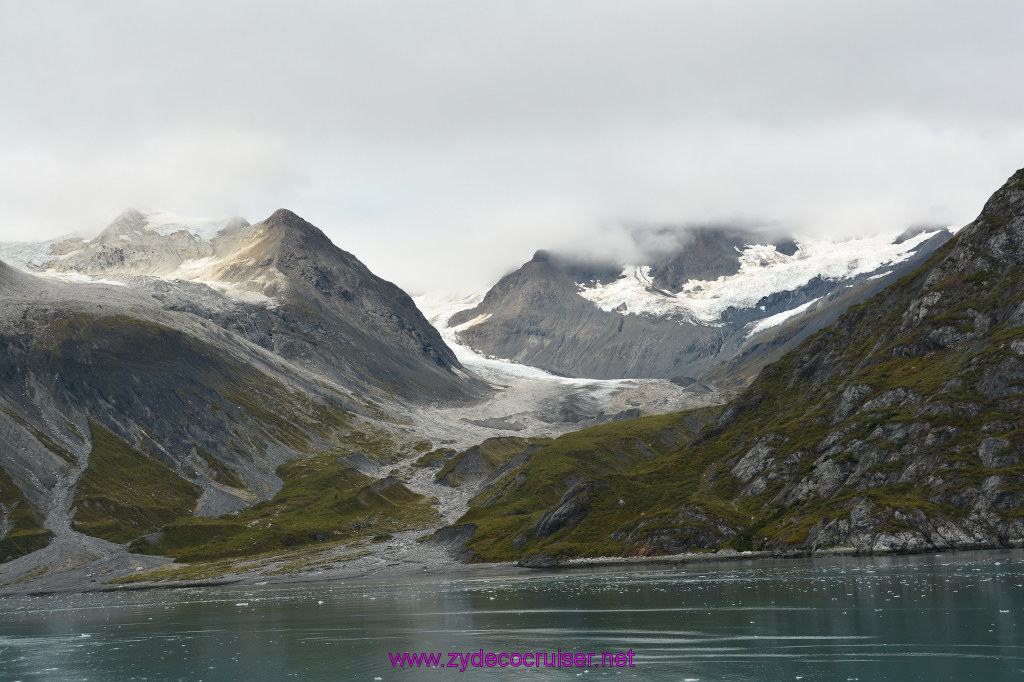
left=451, top=313, right=492, bottom=332
left=414, top=292, right=628, bottom=387
left=746, top=297, right=821, bottom=337
left=169, top=255, right=220, bottom=278
left=196, top=279, right=278, bottom=307
left=577, top=230, right=939, bottom=324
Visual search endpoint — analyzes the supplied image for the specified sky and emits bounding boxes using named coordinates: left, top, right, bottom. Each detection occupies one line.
left=2, top=0, right=1024, bottom=294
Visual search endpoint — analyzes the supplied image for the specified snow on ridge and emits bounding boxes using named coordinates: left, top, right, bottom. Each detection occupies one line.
left=578, top=230, right=940, bottom=324
left=746, top=297, right=821, bottom=337
left=141, top=210, right=240, bottom=241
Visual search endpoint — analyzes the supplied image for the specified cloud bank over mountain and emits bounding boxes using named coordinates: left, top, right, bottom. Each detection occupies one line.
left=2, top=0, right=1024, bottom=292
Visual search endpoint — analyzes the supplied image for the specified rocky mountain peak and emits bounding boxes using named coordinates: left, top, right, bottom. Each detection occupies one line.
left=936, top=168, right=1024, bottom=273
left=646, top=226, right=799, bottom=292
left=101, top=208, right=147, bottom=235
left=260, top=209, right=332, bottom=246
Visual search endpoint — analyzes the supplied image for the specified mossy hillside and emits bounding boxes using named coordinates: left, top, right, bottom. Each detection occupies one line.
left=413, top=448, right=456, bottom=468
left=689, top=257, right=1024, bottom=547
left=135, top=446, right=440, bottom=561
left=71, top=421, right=203, bottom=544
left=455, top=408, right=721, bottom=561
left=615, top=257, right=1024, bottom=554
left=0, top=464, right=52, bottom=562
left=435, top=436, right=547, bottom=486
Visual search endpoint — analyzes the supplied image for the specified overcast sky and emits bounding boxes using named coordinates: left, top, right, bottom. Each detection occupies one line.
left=2, top=1, right=1023, bottom=293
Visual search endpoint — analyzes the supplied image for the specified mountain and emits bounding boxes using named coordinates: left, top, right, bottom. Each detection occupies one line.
left=448, top=226, right=950, bottom=384
left=439, top=168, right=1024, bottom=563
left=38, top=208, right=473, bottom=399
left=0, top=209, right=483, bottom=567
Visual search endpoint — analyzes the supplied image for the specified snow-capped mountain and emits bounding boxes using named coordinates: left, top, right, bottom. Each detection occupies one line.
left=447, top=225, right=952, bottom=384
left=2, top=207, right=479, bottom=398
left=576, top=230, right=939, bottom=325
left=0, top=207, right=498, bottom=574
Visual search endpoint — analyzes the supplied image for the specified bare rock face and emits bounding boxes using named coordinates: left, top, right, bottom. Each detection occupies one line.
left=732, top=441, right=777, bottom=483
left=532, top=480, right=605, bottom=539
left=450, top=250, right=726, bottom=380
left=979, top=438, right=1019, bottom=468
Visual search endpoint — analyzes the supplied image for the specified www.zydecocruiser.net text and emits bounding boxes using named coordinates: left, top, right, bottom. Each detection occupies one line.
left=389, top=649, right=636, bottom=671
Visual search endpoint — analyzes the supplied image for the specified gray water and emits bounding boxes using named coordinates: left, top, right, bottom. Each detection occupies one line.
left=1, top=550, right=1022, bottom=681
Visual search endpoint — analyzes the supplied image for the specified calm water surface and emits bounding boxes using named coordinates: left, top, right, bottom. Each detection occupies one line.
left=1, top=550, right=1022, bottom=681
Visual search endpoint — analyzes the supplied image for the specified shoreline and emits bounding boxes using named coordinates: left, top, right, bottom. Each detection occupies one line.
left=7, top=540, right=1024, bottom=600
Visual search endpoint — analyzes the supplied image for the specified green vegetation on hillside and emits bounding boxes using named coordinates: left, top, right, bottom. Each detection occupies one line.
left=72, top=420, right=202, bottom=543
left=435, top=436, right=546, bottom=486
left=412, top=448, right=456, bottom=468
left=195, top=447, right=248, bottom=489
left=453, top=409, right=721, bottom=561
left=134, top=446, right=439, bottom=561
left=0, top=465, right=52, bottom=562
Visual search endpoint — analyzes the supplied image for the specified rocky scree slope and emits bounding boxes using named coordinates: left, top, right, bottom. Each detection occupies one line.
left=442, top=168, right=1024, bottom=563
left=449, top=227, right=948, bottom=384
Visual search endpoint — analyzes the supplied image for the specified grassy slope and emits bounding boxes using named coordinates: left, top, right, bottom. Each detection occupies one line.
left=680, top=255, right=1024, bottom=552
left=0, top=465, right=53, bottom=562
left=135, top=444, right=439, bottom=561
left=456, top=409, right=721, bottom=561
left=435, top=436, right=546, bottom=486
left=72, top=420, right=202, bottom=543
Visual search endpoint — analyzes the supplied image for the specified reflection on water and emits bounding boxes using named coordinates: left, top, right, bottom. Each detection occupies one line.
left=1, top=550, right=1023, bottom=681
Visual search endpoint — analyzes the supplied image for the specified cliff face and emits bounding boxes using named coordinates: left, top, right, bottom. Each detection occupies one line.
left=449, top=169, right=1024, bottom=562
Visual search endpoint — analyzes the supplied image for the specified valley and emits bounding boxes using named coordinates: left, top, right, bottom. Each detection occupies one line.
left=1, top=169, right=1023, bottom=596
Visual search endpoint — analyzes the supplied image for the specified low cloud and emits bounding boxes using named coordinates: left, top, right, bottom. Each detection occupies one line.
left=1, top=1, right=1023, bottom=293
left=0, top=129, right=304, bottom=239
